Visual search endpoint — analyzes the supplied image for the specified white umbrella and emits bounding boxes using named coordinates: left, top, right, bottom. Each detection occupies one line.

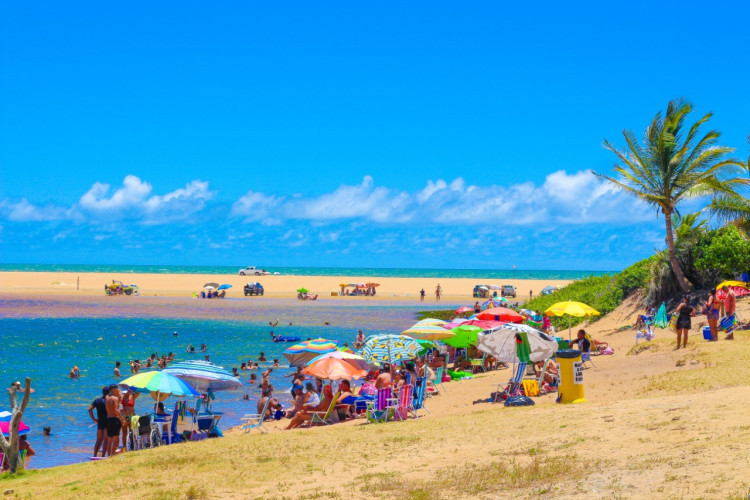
left=477, top=323, right=558, bottom=363
left=489, top=285, right=502, bottom=290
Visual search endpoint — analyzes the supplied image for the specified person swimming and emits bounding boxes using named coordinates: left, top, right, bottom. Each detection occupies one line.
left=187, top=344, right=195, bottom=353
left=69, top=366, right=80, bottom=379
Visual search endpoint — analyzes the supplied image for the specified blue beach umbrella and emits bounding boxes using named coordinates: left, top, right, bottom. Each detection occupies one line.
left=217, top=284, right=232, bottom=290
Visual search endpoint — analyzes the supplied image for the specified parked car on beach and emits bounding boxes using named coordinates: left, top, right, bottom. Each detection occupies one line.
left=244, top=282, right=264, bottom=296
left=239, top=266, right=269, bottom=276
left=501, top=285, right=516, bottom=298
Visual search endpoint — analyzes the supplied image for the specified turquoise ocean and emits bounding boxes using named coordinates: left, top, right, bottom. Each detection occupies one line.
left=0, top=263, right=609, bottom=280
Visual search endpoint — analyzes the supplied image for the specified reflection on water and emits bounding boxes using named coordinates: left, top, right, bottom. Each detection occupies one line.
left=0, top=303, right=448, bottom=469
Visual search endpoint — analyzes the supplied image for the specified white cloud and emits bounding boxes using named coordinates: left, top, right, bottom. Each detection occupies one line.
left=0, top=199, right=68, bottom=222
left=232, top=171, right=651, bottom=227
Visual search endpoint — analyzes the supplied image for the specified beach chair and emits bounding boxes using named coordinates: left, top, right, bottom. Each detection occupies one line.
left=411, top=376, right=430, bottom=418
left=494, top=362, right=526, bottom=402
left=307, top=392, right=340, bottom=427
left=581, top=349, right=596, bottom=369
left=240, top=397, right=272, bottom=434
left=470, top=353, right=488, bottom=373
left=366, top=388, right=392, bottom=423
left=388, top=385, right=413, bottom=421
left=428, top=366, right=446, bottom=397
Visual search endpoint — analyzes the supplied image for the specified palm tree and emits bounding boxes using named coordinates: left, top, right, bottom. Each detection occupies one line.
left=597, top=99, right=748, bottom=292
left=706, top=135, right=750, bottom=235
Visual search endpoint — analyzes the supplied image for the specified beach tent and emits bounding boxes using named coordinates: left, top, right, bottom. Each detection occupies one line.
left=477, top=323, right=558, bottom=363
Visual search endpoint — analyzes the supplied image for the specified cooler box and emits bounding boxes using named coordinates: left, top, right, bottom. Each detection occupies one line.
left=702, top=326, right=712, bottom=340
left=741, top=272, right=749, bottom=282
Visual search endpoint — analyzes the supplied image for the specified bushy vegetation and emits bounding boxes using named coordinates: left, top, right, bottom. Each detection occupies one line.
left=523, top=257, right=655, bottom=330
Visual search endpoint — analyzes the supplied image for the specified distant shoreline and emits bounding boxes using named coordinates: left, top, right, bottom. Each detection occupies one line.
left=0, top=263, right=610, bottom=280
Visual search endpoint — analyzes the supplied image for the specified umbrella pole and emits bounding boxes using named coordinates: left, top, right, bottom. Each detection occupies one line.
left=568, top=316, right=571, bottom=342
left=154, top=391, right=161, bottom=412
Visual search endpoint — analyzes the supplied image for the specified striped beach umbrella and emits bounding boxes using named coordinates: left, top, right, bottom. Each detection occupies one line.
left=413, top=318, right=448, bottom=327
left=120, top=371, right=200, bottom=401
left=0, top=411, right=30, bottom=437
left=361, top=335, right=422, bottom=365
left=283, top=338, right=339, bottom=367
left=305, top=351, right=370, bottom=380
left=402, top=325, right=456, bottom=341
left=164, top=360, right=243, bottom=392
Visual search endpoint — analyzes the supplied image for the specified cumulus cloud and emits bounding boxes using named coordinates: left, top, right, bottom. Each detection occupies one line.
left=232, top=171, right=650, bottom=227
left=1, top=175, right=214, bottom=225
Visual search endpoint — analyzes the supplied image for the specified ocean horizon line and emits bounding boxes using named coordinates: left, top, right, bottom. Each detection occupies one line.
left=0, top=263, right=613, bottom=280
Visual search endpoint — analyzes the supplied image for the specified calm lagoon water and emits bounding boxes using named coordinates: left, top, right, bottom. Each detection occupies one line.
left=0, top=317, right=406, bottom=469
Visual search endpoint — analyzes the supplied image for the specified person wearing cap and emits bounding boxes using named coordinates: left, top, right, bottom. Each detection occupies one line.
left=88, top=386, right=110, bottom=457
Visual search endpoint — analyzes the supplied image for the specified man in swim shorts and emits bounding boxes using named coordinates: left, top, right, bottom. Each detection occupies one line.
left=105, top=384, right=125, bottom=456
left=88, top=386, right=110, bottom=457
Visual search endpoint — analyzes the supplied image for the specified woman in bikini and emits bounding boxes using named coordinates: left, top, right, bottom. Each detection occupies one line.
left=120, top=387, right=140, bottom=451
left=705, top=290, right=720, bottom=341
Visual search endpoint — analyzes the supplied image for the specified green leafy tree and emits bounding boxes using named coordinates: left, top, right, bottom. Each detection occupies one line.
left=706, top=135, right=750, bottom=236
left=695, top=225, right=750, bottom=284
left=597, top=99, right=748, bottom=292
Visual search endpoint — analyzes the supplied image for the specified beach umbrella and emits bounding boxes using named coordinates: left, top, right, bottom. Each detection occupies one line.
left=305, top=351, right=370, bottom=379
left=305, top=357, right=368, bottom=380
left=203, top=282, right=219, bottom=288
left=444, top=318, right=470, bottom=329
left=283, top=338, right=338, bottom=367
left=296, top=287, right=309, bottom=294
left=489, top=285, right=502, bottom=290
left=716, top=280, right=749, bottom=290
left=217, top=284, right=232, bottom=290
left=653, top=303, right=668, bottom=329
left=0, top=411, right=30, bottom=437
left=413, top=318, right=447, bottom=327
left=361, top=335, right=422, bottom=365
left=717, top=285, right=750, bottom=300
left=120, top=371, right=200, bottom=402
left=365, top=282, right=380, bottom=287
left=204, top=285, right=216, bottom=290
left=477, top=323, right=558, bottom=363
left=443, top=325, right=483, bottom=349
left=164, top=360, right=243, bottom=392
left=455, top=306, right=473, bottom=315
left=544, top=301, right=601, bottom=340
left=402, top=325, right=455, bottom=341
left=476, top=307, right=524, bottom=323
left=463, top=319, right=505, bottom=330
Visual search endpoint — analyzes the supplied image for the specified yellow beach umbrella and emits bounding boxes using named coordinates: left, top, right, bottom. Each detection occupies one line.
left=544, top=301, right=600, bottom=340
left=715, top=280, right=748, bottom=290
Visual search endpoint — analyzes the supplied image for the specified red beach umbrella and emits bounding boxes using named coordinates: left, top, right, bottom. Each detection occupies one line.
left=455, top=306, right=473, bottom=315
left=475, top=307, right=524, bottom=324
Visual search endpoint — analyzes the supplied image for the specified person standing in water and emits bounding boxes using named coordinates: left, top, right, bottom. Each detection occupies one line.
left=88, top=386, right=110, bottom=457
left=105, top=385, right=125, bottom=456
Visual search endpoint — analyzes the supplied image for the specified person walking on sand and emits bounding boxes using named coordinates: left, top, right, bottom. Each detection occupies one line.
left=435, top=284, right=442, bottom=302
left=721, top=285, right=736, bottom=340
left=674, top=295, right=694, bottom=350
left=420, top=289, right=425, bottom=302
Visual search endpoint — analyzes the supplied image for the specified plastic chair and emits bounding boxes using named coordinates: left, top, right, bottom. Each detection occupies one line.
left=307, top=392, right=340, bottom=427
left=240, top=397, right=272, bottom=434
left=388, top=385, right=413, bottom=421
left=366, top=388, right=392, bottom=423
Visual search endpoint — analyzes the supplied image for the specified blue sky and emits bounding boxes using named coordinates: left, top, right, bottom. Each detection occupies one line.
left=1, top=1, right=749, bottom=270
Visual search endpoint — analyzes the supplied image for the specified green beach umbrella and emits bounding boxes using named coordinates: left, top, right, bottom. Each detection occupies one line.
left=297, top=288, right=309, bottom=294
left=443, top=325, right=483, bottom=349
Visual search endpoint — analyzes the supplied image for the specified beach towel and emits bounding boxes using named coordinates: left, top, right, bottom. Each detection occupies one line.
left=515, top=332, right=532, bottom=363
left=521, top=379, right=539, bottom=397
left=654, top=303, right=668, bottom=328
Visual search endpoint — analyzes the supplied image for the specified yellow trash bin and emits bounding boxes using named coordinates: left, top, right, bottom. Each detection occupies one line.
left=556, top=349, right=585, bottom=403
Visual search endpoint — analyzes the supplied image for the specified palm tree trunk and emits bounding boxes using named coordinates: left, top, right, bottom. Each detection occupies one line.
left=664, top=209, right=689, bottom=292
